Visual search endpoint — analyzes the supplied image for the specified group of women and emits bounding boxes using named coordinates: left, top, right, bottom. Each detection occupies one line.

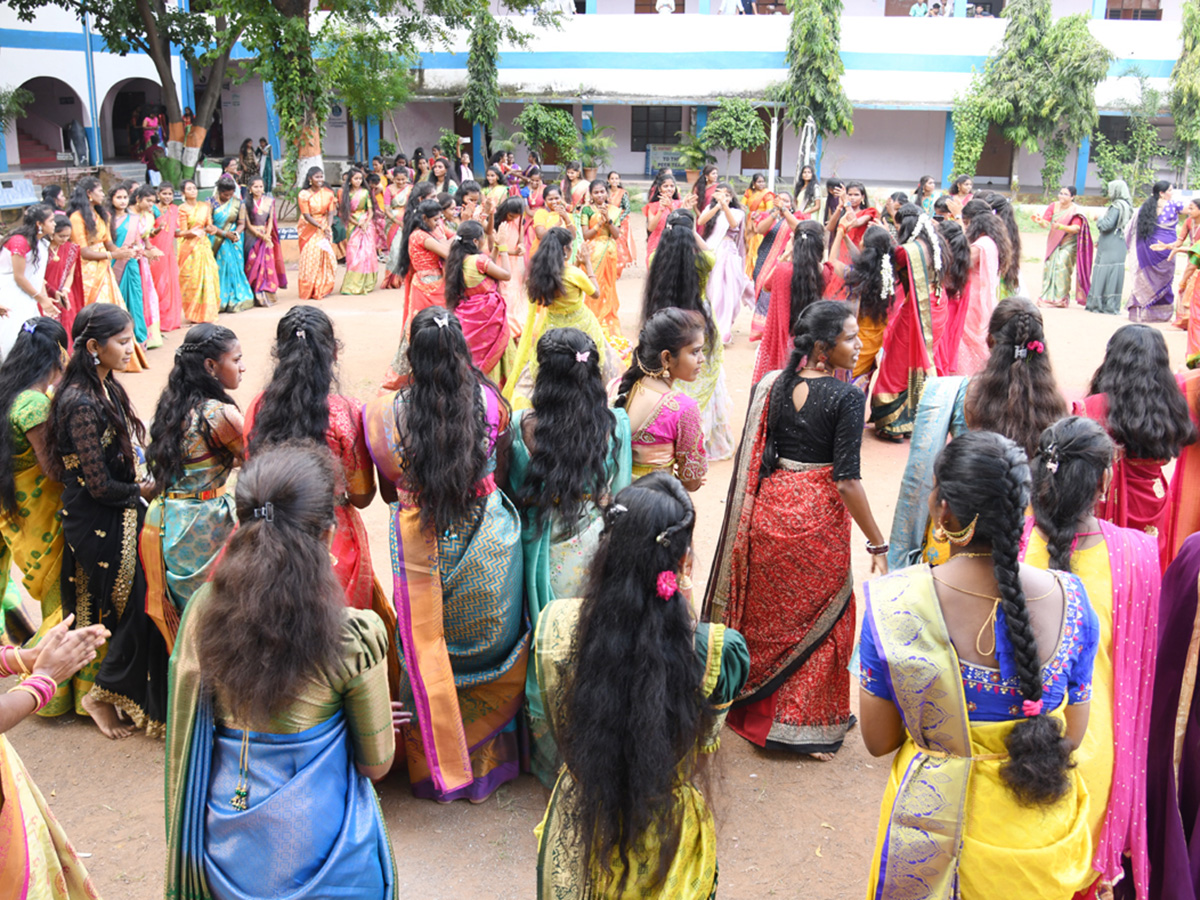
left=3, top=165, right=1200, bottom=900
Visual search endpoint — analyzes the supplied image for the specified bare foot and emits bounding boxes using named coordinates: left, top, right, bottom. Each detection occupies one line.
left=808, top=752, right=836, bottom=762
left=81, top=694, right=135, bottom=740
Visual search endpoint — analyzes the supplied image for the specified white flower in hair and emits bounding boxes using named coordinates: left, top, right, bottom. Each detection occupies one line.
left=879, top=253, right=894, bottom=301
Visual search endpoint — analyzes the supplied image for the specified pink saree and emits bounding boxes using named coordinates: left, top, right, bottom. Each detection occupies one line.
left=939, top=234, right=998, bottom=377
left=151, top=204, right=183, bottom=332
left=454, top=254, right=511, bottom=376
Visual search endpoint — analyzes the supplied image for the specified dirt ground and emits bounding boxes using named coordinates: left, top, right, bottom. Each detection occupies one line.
left=4, top=217, right=1191, bottom=899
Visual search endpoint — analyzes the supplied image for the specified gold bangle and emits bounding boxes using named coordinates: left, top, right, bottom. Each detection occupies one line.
left=9, top=646, right=30, bottom=676
left=9, top=684, right=42, bottom=709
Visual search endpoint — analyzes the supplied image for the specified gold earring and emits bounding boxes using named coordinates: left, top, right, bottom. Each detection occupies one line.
left=943, top=514, right=979, bottom=546
left=932, top=521, right=947, bottom=543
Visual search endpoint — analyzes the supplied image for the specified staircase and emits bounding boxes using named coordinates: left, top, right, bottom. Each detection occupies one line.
left=17, top=127, right=58, bottom=166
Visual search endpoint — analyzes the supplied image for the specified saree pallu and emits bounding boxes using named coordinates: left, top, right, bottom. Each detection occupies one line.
left=0, top=735, right=100, bottom=900
left=863, top=565, right=1094, bottom=900
left=209, top=200, right=254, bottom=313
left=742, top=191, right=774, bottom=278
left=1039, top=205, right=1094, bottom=308
left=496, top=218, right=528, bottom=333
left=151, top=205, right=183, bottom=332
left=342, top=193, right=379, bottom=295
left=750, top=219, right=788, bottom=341
left=705, top=372, right=855, bottom=753
left=1165, top=372, right=1200, bottom=569
left=706, top=213, right=754, bottom=342
left=69, top=212, right=123, bottom=308
left=45, top=242, right=84, bottom=341
left=455, top=259, right=510, bottom=378
left=1185, top=264, right=1200, bottom=360
left=853, top=314, right=886, bottom=384
left=870, top=241, right=939, bottom=440
left=943, top=234, right=998, bottom=377
left=164, top=605, right=396, bottom=900
left=363, top=388, right=528, bottom=802
left=583, top=213, right=622, bottom=337
left=751, top=261, right=843, bottom=386
left=242, top=198, right=287, bottom=299
left=402, top=232, right=446, bottom=327
left=676, top=331, right=734, bottom=462
left=112, top=213, right=162, bottom=348
left=297, top=188, right=337, bottom=301
left=644, top=199, right=683, bottom=265
left=178, top=205, right=221, bottom=325
left=1128, top=202, right=1183, bottom=324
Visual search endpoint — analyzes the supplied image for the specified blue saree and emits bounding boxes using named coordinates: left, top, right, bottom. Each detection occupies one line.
left=210, top=197, right=254, bottom=313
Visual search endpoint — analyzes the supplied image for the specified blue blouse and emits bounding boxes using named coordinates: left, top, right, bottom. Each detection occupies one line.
left=860, top=572, right=1100, bottom=721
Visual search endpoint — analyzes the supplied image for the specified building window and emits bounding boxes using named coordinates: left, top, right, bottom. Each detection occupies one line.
left=631, top=107, right=683, bottom=153
left=1106, top=0, right=1162, bottom=19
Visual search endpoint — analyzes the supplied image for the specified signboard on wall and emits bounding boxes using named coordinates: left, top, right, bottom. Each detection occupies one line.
left=645, top=144, right=685, bottom=177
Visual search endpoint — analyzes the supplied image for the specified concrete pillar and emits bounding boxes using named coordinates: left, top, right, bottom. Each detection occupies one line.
left=941, top=111, right=956, bottom=189
left=1075, top=135, right=1091, bottom=195
left=472, top=122, right=486, bottom=174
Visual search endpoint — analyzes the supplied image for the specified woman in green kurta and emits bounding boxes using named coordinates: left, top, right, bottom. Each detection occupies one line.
left=506, top=327, right=632, bottom=787
left=533, top=472, right=749, bottom=899
left=1085, top=180, right=1133, bottom=316
left=164, top=444, right=399, bottom=900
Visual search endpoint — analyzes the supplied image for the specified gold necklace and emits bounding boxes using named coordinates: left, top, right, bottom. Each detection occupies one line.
left=931, top=573, right=1060, bottom=656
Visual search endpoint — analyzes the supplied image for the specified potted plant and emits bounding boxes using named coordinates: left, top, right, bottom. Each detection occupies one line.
left=675, top=130, right=716, bottom=186
left=575, top=124, right=617, bottom=180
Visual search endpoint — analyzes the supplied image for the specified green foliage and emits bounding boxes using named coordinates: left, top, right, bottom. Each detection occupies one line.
left=574, top=124, right=617, bottom=169
left=320, top=24, right=415, bottom=127
left=674, top=131, right=716, bottom=170
left=1172, top=0, right=1200, bottom=181
left=0, top=86, right=33, bottom=132
left=461, top=11, right=500, bottom=129
left=489, top=124, right=517, bottom=156
left=779, top=0, right=854, bottom=145
left=380, top=138, right=397, bottom=159
left=700, top=97, right=767, bottom=170
left=950, top=77, right=988, bottom=181
left=1039, top=137, right=1069, bottom=198
left=513, top=102, right=578, bottom=161
left=1092, top=68, right=1168, bottom=192
left=436, top=128, right=461, bottom=158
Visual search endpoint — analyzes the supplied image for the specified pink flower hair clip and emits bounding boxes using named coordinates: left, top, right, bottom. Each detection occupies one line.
left=575, top=350, right=590, bottom=363
left=656, top=570, right=678, bottom=601
left=1026, top=340, right=1045, bottom=355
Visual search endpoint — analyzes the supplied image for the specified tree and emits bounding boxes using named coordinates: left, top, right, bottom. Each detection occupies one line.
left=512, top=102, right=578, bottom=163
left=778, top=0, right=854, bottom=175
left=1093, top=68, right=1168, bottom=193
left=0, top=86, right=34, bottom=132
left=1172, top=0, right=1200, bottom=187
left=969, top=0, right=1112, bottom=196
left=700, top=97, right=767, bottom=173
left=320, top=24, right=416, bottom=159
left=950, top=78, right=989, bottom=181
left=460, top=11, right=501, bottom=134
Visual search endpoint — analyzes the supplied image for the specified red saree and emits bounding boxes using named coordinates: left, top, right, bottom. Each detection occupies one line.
left=44, top=241, right=84, bottom=342
left=751, top=260, right=843, bottom=385
left=1165, top=371, right=1200, bottom=570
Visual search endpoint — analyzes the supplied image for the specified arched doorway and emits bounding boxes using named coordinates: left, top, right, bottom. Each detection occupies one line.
left=14, top=77, right=88, bottom=166
left=101, top=78, right=164, bottom=160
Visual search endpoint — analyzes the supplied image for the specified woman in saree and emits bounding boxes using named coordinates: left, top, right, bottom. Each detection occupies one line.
left=1034, top=185, right=1094, bottom=309
left=1126, top=180, right=1182, bottom=324
left=947, top=199, right=1012, bottom=377
left=481, top=165, right=509, bottom=209
left=297, top=166, right=338, bottom=301
left=385, top=180, right=435, bottom=291
left=1172, top=198, right=1200, bottom=338
left=176, top=179, right=221, bottom=325
left=494, top=196, right=530, bottom=333
left=237, top=137, right=258, bottom=184
left=742, top=172, right=774, bottom=278
left=209, top=176, right=254, bottom=314
left=151, top=182, right=183, bottom=333
left=0, top=613, right=109, bottom=899
left=643, top=174, right=693, bottom=265
left=395, top=199, right=451, bottom=327
left=45, top=214, right=84, bottom=339
left=443, top=219, right=511, bottom=381
left=363, top=307, right=526, bottom=804
left=561, top=161, right=589, bottom=214
left=580, top=179, right=623, bottom=337
left=67, top=177, right=134, bottom=312
left=707, top=301, right=887, bottom=759
left=870, top=204, right=946, bottom=442
left=534, top=472, right=748, bottom=900
left=523, top=167, right=546, bottom=211
left=1021, top=416, right=1159, bottom=899
left=792, top=165, right=820, bottom=218
left=0, top=204, right=58, bottom=359
left=164, top=445, right=398, bottom=900
left=111, top=185, right=163, bottom=349
left=0, top=317, right=89, bottom=716
left=1085, top=180, right=1134, bottom=317
left=914, top=174, right=938, bottom=215
left=507, top=327, right=632, bottom=787
left=841, top=226, right=896, bottom=389
left=426, top=156, right=458, bottom=197
left=529, top=185, right=576, bottom=261
left=613, top=308, right=708, bottom=490
left=926, top=219, right=971, bottom=377
left=246, top=306, right=385, bottom=615
left=698, top=183, right=754, bottom=343
left=506, top=227, right=622, bottom=410
left=825, top=181, right=877, bottom=267
left=242, top=175, right=286, bottom=307
left=143, top=324, right=244, bottom=653
left=749, top=191, right=800, bottom=342
left=46, top=304, right=166, bottom=739
left=860, top=431, right=1099, bottom=899
left=340, top=167, right=380, bottom=296
left=606, top=170, right=635, bottom=273
left=1073, top=324, right=1197, bottom=559
left=691, top=164, right=720, bottom=212
left=1164, top=370, right=1200, bottom=570
left=888, top=297, right=1068, bottom=570
left=379, top=170, right=413, bottom=291
left=642, top=210, right=733, bottom=461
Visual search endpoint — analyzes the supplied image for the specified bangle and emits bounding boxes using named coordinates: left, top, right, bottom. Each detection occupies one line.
left=5, top=645, right=30, bottom=676
left=866, top=541, right=889, bottom=556
left=0, top=645, right=16, bottom=677
left=10, top=674, right=57, bottom=711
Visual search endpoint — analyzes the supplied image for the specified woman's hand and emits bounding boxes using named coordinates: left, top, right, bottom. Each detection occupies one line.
left=391, top=700, right=413, bottom=732
left=29, top=614, right=109, bottom=684
left=139, top=479, right=157, bottom=500
left=869, top=554, right=888, bottom=576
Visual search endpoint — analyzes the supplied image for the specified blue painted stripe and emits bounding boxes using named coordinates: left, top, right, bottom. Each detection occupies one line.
left=941, top=111, right=956, bottom=188
left=1075, top=134, right=1090, bottom=193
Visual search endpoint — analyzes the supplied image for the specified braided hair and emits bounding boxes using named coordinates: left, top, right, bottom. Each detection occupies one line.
left=613, top=308, right=705, bottom=410
left=1136, top=180, right=1172, bottom=242
left=1030, top=418, right=1114, bottom=573
left=937, top=219, right=971, bottom=300
left=443, top=220, right=486, bottom=311
left=934, top=430, right=1074, bottom=806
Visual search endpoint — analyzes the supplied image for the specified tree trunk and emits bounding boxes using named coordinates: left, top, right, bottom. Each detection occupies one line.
left=388, top=113, right=404, bottom=157
left=1010, top=144, right=1021, bottom=200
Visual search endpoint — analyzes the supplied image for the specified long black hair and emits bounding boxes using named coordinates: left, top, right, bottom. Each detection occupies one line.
left=934, top=430, right=1074, bottom=807
left=788, top=219, right=828, bottom=330
left=762, top=301, right=852, bottom=477
left=527, top=226, right=573, bottom=306
left=45, top=304, right=145, bottom=480
left=394, top=198, right=442, bottom=279
left=399, top=307, right=498, bottom=533
left=67, top=176, right=106, bottom=241
left=613, top=308, right=706, bottom=410
left=1136, top=180, right=1172, bottom=241
left=559, top=472, right=710, bottom=893
left=1088, top=324, right=1197, bottom=460
left=641, top=210, right=716, bottom=349
left=146, top=324, right=240, bottom=490
left=493, top=195, right=525, bottom=233
left=0, top=317, right=67, bottom=516
left=699, top=182, right=741, bottom=241
left=843, top=227, right=895, bottom=324
left=338, top=167, right=376, bottom=222
left=894, top=202, right=944, bottom=293
left=0, top=203, right=52, bottom=269
left=518, top=328, right=616, bottom=535
left=965, top=297, right=1067, bottom=459
left=793, top=164, right=817, bottom=211
left=1030, top=417, right=1114, bottom=573
left=963, top=198, right=1016, bottom=292
left=443, top=219, right=486, bottom=310
left=301, top=167, right=325, bottom=191
left=247, top=306, right=337, bottom=455
left=938, top=219, right=971, bottom=299
left=977, top=191, right=1022, bottom=289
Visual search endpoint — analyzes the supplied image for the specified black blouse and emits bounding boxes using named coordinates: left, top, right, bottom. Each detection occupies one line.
left=54, top=388, right=140, bottom=508
left=770, top=376, right=865, bottom=481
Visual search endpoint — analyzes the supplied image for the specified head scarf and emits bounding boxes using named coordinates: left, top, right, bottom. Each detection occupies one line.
left=1107, top=179, right=1134, bottom=231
